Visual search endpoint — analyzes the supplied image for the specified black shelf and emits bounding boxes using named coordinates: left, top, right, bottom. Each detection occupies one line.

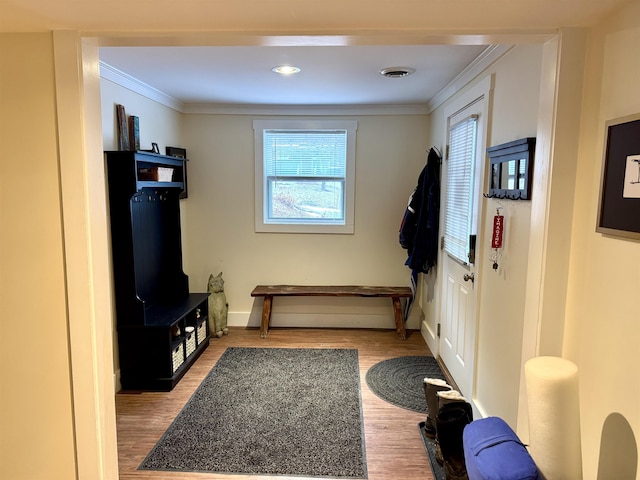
left=105, top=150, right=187, bottom=197
left=144, top=293, right=210, bottom=327
left=138, top=181, right=184, bottom=189
left=105, top=151, right=209, bottom=391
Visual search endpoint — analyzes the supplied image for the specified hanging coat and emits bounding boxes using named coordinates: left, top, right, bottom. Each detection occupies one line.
left=399, top=147, right=441, bottom=274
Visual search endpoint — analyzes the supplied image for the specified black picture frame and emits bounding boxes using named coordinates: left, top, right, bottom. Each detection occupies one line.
left=166, top=146, right=189, bottom=199
left=596, top=113, right=640, bottom=240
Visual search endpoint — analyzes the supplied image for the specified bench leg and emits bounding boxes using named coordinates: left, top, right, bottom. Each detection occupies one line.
left=260, top=295, right=273, bottom=338
left=391, top=296, right=407, bottom=340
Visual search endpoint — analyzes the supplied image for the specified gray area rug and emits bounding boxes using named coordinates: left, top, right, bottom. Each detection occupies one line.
left=365, top=356, right=446, bottom=413
left=139, top=347, right=367, bottom=478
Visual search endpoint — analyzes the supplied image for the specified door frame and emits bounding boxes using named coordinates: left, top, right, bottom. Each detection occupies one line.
left=54, top=30, right=573, bottom=478
left=437, top=75, right=493, bottom=403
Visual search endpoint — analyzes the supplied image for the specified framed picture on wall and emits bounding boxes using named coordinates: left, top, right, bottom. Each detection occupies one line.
left=596, top=113, right=640, bottom=240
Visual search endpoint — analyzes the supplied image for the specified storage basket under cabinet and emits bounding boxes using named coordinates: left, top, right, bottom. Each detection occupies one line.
left=172, top=343, right=185, bottom=373
left=196, top=321, right=207, bottom=345
left=106, top=151, right=210, bottom=391
left=185, top=331, right=196, bottom=357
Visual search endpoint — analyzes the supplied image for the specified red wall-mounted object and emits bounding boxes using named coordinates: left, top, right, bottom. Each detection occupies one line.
left=492, top=215, right=504, bottom=249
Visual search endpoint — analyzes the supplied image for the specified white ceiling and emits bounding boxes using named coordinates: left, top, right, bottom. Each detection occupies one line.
left=99, top=44, right=489, bottom=107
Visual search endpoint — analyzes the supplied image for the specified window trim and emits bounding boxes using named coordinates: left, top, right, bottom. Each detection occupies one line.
left=253, top=119, right=357, bottom=234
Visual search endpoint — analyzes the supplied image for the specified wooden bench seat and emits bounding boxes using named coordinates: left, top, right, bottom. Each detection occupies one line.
left=250, top=285, right=413, bottom=340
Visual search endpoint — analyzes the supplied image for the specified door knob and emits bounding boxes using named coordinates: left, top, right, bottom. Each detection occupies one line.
left=463, top=273, right=475, bottom=283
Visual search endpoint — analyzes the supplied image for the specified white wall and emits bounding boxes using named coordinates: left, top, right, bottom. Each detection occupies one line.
left=424, top=44, right=543, bottom=425
left=181, top=113, right=430, bottom=329
left=565, top=1, right=640, bottom=478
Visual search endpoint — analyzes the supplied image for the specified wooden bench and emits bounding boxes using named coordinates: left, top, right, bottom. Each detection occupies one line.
left=250, top=285, right=413, bottom=340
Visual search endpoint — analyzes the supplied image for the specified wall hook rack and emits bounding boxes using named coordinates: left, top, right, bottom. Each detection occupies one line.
left=483, top=191, right=524, bottom=200
left=485, top=137, right=536, bottom=201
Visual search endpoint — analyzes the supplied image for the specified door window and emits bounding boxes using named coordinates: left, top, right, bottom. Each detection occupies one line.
left=444, top=114, right=478, bottom=264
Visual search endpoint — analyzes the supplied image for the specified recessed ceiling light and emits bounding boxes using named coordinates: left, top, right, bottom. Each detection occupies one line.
left=272, top=65, right=301, bottom=75
left=379, top=67, right=416, bottom=78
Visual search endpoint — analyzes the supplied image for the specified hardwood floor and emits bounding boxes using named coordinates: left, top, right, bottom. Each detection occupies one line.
left=115, top=327, right=437, bottom=480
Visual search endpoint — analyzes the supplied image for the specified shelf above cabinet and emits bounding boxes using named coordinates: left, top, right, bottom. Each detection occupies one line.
left=105, top=150, right=188, bottom=196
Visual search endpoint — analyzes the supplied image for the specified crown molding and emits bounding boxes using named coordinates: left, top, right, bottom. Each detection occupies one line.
left=427, top=44, right=513, bottom=113
left=182, top=103, right=430, bottom=115
left=99, top=61, right=185, bottom=112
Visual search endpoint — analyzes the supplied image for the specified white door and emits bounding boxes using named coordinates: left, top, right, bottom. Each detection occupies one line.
left=438, top=77, right=491, bottom=400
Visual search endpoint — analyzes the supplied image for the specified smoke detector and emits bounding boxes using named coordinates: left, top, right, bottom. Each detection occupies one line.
left=379, top=67, right=416, bottom=78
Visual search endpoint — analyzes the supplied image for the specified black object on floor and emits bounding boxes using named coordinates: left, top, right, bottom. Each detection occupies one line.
left=419, top=421, right=447, bottom=480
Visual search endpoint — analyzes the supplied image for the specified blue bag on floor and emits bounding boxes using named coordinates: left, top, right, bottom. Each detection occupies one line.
left=463, top=416, right=540, bottom=480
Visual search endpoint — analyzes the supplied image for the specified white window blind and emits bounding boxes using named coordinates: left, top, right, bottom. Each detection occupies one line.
left=264, top=129, right=346, bottom=223
left=444, top=115, right=478, bottom=263
left=264, top=130, right=347, bottom=179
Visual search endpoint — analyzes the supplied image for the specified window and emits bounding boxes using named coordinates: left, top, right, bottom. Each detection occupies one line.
left=443, top=114, right=478, bottom=264
left=254, top=119, right=357, bottom=233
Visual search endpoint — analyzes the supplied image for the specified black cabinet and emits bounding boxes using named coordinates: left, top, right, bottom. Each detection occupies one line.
left=105, top=151, right=209, bottom=391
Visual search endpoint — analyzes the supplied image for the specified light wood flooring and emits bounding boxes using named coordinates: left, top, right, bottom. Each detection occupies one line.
left=115, top=327, right=438, bottom=480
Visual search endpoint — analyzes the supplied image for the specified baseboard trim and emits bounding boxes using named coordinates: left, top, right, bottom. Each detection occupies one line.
left=420, top=319, right=439, bottom=355
left=227, top=311, right=421, bottom=330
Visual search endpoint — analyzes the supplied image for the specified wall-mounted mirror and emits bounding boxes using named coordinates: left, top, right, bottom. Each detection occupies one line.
left=485, top=137, right=536, bottom=200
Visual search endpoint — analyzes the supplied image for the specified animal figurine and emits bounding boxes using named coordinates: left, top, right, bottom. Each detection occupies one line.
left=207, top=272, right=229, bottom=337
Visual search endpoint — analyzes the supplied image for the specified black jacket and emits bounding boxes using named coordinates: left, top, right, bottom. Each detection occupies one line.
left=399, top=148, right=441, bottom=274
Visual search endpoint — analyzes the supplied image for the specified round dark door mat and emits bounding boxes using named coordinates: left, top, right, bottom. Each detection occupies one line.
left=365, top=356, right=447, bottom=413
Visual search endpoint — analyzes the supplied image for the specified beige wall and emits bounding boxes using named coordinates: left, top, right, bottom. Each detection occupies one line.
left=474, top=45, right=543, bottom=425
left=99, top=79, right=431, bottom=329
left=181, top=113, right=430, bottom=328
left=3, top=9, right=637, bottom=478
left=101, top=78, right=184, bottom=152
left=0, top=33, right=77, bottom=480
left=565, top=1, right=640, bottom=478
left=423, top=44, right=543, bottom=426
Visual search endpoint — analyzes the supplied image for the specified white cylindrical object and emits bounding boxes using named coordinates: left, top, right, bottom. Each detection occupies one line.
left=525, top=356, right=582, bottom=479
